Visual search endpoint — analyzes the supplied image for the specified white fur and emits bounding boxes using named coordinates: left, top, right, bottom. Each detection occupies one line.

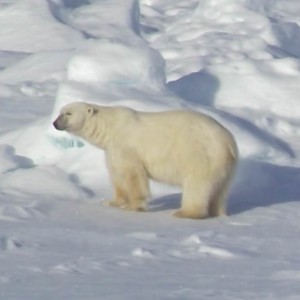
left=53, top=102, right=238, bottom=219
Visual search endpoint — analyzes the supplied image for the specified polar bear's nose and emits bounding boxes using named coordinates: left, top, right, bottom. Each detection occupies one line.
left=53, top=120, right=59, bottom=129
left=53, top=116, right=65, bottom=131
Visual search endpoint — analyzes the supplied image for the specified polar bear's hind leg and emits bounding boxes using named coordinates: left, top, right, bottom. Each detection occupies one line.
left=174, top=178, right=213, bottom=219
left=209, top=173, right=233, bottom=217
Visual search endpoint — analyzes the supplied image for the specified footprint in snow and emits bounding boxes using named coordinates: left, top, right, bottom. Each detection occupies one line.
left=127, top=232, right=159, bottom=241
left=181, top=234, right=203, bottom=246
left=50, top=258, right=103, bottom=275
left=50, top=263, right=81, bottom=275
left=197, top=245, right=236, bottom=259
left=273, top=270, right=300, bottom=281
left=180, top=234, right=237, bottom=260
left=0, top=204, right=44, bottom=222
left=131, top=247, right=156, bottom=259
left=0, top=236, right=24, bottom=251
left=0, top=275, right=10, bottom=284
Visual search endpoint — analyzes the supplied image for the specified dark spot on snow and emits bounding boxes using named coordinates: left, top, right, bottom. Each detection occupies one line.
left=62, top=0, right=90, bottom=9
left=168, top=70, right=220, bottom=107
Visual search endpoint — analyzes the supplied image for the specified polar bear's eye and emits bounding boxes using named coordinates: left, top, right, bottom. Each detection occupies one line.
left=65, top=112, right=72, bottom=116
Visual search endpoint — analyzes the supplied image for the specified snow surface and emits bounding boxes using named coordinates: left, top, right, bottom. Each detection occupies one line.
left=0, top=0, right=300, bottom=299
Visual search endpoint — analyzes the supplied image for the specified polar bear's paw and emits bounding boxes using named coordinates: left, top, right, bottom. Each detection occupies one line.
left=102, top=200, right=146, bottom=212
left=122, top=204, right=147, bottom=212
left=173, top=210, right=190, bottom=219
left=173, top=209, right=208, bottom=219
left=102, top=200, right=123, bottom=208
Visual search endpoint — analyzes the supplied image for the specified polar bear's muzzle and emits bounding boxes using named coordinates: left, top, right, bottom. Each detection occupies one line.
left=53, top=115, right=67, bottom=131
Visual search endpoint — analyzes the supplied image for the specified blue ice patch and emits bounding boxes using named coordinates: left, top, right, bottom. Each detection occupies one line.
left=48, top=136, right=85, bottom=149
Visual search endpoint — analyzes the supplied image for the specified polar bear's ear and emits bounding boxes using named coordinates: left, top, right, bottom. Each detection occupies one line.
left=87, top=106, right=98, bottom=116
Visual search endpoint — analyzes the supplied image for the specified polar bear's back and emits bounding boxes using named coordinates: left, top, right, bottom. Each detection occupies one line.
left=137, top=110, right=236, bottom=156
left=120, top=109, right=237, bottom=185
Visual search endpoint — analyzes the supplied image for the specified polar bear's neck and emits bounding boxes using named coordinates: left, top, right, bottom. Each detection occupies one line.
left=80, top=119, right=107, bottom=149
left=76, top=109, right=116, bottom=149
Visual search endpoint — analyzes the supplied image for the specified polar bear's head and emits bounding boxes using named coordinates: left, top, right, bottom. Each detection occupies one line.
left=53, top=102, right=98, bottom=134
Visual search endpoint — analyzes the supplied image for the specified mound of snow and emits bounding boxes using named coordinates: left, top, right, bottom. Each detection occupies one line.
left=67, top=39, right=166, bottom=91
left=0, top=0, right=83, bottom=52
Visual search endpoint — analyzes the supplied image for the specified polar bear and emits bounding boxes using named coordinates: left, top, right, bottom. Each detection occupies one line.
left=53, top=102, right=238, bottom=219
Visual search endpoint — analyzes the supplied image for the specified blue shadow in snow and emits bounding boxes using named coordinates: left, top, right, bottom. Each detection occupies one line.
left=269, top=20, right=300, bottom=59
left=229, top=159, right=300, bottom=215
left=150, top=194, right=181, bottom=212
left=1, top=145, right=34, bottom=173
left=216, top=109, right=295, bottom=159
left=167, top=70, right=220, bottom=107
left=69, top=173, right=96, bottom=198
left=62, top=0, right=89, bottom=8
left=149, top=158, right=300, bottom=216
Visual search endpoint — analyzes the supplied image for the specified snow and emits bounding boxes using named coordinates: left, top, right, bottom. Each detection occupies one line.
left=0, top=0, right=300, bottom=299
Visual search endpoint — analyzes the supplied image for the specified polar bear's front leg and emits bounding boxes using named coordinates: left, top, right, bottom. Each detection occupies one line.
left=105, top=174, right=149, bottom=211
left=106, top=151, right=150, bottom=212
left=103, top=184, right=129, bottom=209
left=121, top=170, right=149, bottom=212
